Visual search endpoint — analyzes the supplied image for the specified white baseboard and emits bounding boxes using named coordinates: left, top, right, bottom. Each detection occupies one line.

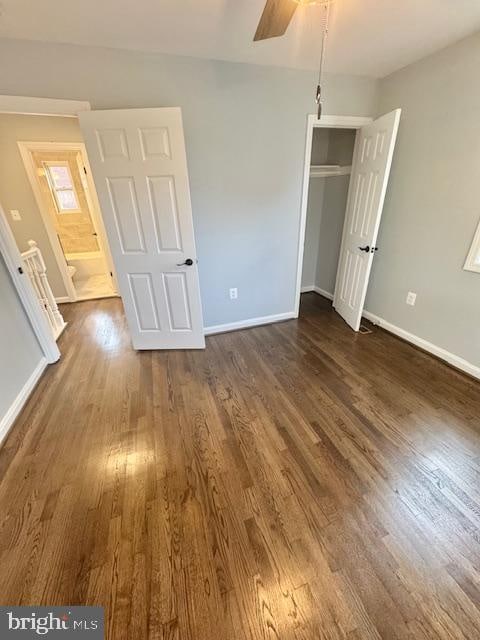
left=204, top=311, right=296, bottom=336
left=302, top=286, right=335, bottom=301
left=54, top=322, right=68, bottom=341
left=362, top=310, right=480, bottom=381
left=0, top=357, right=48, bottom=446
left=313, top=286, right=334, bottom=301
left=55, top=296, right=71, bottom=304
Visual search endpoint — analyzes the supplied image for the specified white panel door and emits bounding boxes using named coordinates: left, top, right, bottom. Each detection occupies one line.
left=79, top=108, right=205, bottom=349
left=333, top=109, right=401, bottom=331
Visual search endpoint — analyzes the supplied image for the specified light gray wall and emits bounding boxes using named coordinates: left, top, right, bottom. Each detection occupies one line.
left=326, top=129, right=357, bottom=167
left=310, top=129, right=330, bottom=166
left=366, top=31, right=480, bottom=368
left=0, top=38, right=378, bottom=327
left=0, top=114, right=84, bottom=299
left=0, top=253, right=43, bottom=423
left=302, top=179, right=325, bottom=287
left=315, top=174, right=350, bottom=294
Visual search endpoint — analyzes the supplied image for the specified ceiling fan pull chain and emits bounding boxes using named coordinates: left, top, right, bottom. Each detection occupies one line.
left=315, top=2, right=331, bottom=120
left=316, top=84, right=322, bottom=119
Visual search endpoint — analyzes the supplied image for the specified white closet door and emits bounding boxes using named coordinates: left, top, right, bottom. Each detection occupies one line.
left=79, top=107, right=205, bottom=350
left=333, top=109, right=401, bottom=331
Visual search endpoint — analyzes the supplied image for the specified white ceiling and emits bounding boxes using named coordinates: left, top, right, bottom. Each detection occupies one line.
left=1, top=0, right=480, bottom=78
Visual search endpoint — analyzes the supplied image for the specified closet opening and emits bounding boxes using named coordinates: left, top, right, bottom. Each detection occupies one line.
left=300, top=125, right=357, bottom=304
left=295, top=111, right=401, bottom=331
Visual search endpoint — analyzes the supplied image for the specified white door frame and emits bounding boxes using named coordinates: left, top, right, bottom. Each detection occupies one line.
left=294, top=114, right=373, bottom=316
left=0, top=95, right=93, bottom=363
left=17, top=140, right=118, bottom=301
left=0, top=95, right=95, bottom=302
left=0, top=202, right=60, bottom=363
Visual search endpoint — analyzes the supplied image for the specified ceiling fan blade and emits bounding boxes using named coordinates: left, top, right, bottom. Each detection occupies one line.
left=253, top=0, right=298, bottom=41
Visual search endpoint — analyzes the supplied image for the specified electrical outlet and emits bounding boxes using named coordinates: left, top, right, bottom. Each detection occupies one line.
left=229, top=288, right=238, bottom=300
left=406, top=291, right=417, bottom=306
left=10, top=209, right=21, bottom=221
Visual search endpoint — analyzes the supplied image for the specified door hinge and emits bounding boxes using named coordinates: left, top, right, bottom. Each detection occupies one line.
left=18, top=266, right=24, bottom=274
left=83, top=166, right=87, bottom=175
left=110, top=271, right=113, bottom=277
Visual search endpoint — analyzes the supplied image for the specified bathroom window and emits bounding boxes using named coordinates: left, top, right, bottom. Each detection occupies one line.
left=43, top=162, right=81, bottom=213
left=464, top=217, right=480, bottom=274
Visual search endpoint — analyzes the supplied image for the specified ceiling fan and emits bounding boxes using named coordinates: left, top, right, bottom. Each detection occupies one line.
left=254, top=0, right=335, bottom=42
left=253, top=0, right=336, bottom=118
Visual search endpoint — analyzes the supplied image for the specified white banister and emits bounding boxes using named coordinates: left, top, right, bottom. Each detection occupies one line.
left=21, top=240, right=66, bottom=340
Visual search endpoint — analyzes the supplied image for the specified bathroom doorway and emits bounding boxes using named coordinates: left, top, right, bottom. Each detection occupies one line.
left=18, top=140, right=117, bottom=302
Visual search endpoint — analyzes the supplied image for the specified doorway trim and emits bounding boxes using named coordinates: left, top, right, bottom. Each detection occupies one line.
left=294, top=114, right=373, bottom=317
left=18, top=140, right=118, bottom=302
left=0, top=95, right=93, bottom=365
left=0, top=95, right=95, bottom=304
left=0, top=202, right=60, bottom=363
left=0, top=95, right=91, bottom=118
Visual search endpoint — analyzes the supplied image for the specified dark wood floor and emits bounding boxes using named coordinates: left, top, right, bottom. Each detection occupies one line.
left=1, top=293, right=480, bottom=639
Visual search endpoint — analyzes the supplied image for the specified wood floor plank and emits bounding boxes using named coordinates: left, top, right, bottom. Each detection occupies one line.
left=1, top=293, right=480, bottom=639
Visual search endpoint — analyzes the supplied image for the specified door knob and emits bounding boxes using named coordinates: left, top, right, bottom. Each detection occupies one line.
left=359, top=245, right=370, bottom=252
left=177, top=258, right=194, bottom=266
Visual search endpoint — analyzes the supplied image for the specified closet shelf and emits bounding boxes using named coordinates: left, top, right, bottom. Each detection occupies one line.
left=310, top=165, right=352, bottom=178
